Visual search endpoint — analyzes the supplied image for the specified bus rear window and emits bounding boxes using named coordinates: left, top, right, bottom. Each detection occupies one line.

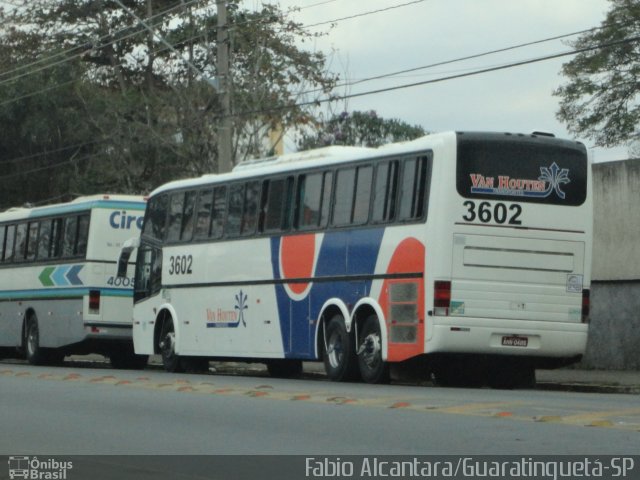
left=456, top=138, right=587, bottom=206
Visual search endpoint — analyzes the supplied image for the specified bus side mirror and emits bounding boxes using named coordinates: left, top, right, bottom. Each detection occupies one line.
left=117, top=237, right=140, bottom=278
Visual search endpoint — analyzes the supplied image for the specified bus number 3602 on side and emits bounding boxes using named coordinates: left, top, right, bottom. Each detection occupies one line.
left=462, top=201, right=522, bottom=225
left=168, top=255, right=193, bottom=275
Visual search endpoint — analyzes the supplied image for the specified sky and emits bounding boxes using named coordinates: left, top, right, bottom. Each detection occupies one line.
left=253, top=0, right=628, bottom=162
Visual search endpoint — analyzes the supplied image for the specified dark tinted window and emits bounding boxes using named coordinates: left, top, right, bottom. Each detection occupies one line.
left=399, top=157, right=429, bottom=221
left=456, top=137, right=587, bottom=206
left=76, top=214, right=90, bottom=256
left=4, top=225, right=15, bottom=261
left=226, top=184, right=244, bottom=237
left=180, top=191, right=197, bottom=242
left=372, top=160, right=399, bottom=223
left=50, top=218, right=63, bottom=258
left=37, top=220, right=51, bottom=259
left=26, top=222, right=39, bottom=260
left=264, top=177, right=293, bottom=232
left=241, top=181, right=260, bottom=236
left=332, top=166, right=373, bottom=226
left=143, top=194, right=168, bottom=241
left=0, top=225, right=5, bottom=261
left=14, top=223, right=28, bottom=261
left=353, top=165, right=373, bottom=224
left=210, top=187, right=227, bottom=239
left=62, top=216, right=78, bottom=257
left=166, top=192, right=185, bottom=243
left=298, top=172, right=332, bottom=229
left=332, top=168, right=356, bottom=226
left=194, top=190, right=213, bottom=239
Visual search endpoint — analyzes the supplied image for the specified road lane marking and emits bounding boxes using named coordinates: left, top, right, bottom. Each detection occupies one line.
left=5, top=368, right=640, bottom=432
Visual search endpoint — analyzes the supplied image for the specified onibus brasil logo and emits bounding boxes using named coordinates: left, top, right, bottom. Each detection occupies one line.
left=8, top=456, right=72, bottom=479
left=470, top=162, right=570, bottom=199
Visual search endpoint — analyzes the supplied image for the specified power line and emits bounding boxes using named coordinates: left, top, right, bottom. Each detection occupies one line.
left=301, top=0, right=426, bottom=29
left=228, top=33, right=640, bottom=118
left=0, top=139, right=105, bottom=166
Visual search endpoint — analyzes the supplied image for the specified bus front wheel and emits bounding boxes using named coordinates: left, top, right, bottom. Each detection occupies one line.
left=158, top=318, right=185, bottom=373
left=357, top=315, right=389, bottom=384
left=322, top=314, right=359, bottom=382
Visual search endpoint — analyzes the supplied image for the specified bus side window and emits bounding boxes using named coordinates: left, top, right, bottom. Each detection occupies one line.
left=180, top=191, right=197, bottom=242
left=143, top=194, right=168, bottom=241
left=352, top=165, right=373, bottom=224
left=166, top=192, right=185, bottom=243
left=332, top=168, right=356, bottom=226
left=210, top=186, right=227, bottom=239
left=0, top=225, right=5, bottom=261
left=4, top=225, right=15, bottom=262
left=50, top=218, right=63, bottom=258
left=399, top=156, right=429, bottom=221
left=14, top=223, right=28, bottom=262
left=226, top=184, right=244, bottom=237
left=241, top=181, right=260, bottom=236
left=62, top=216, right=78, bottom=257
left=263, top=177, right=293, bottom=233
left=76, top=214, right=90, bottom=256
left=26, top=222, right=39, bottom=261
left=298, top=172, right=331, bottom=230
left=37, top=220, right=51, bottom=259
left=372, top=160, right=399, bottom=223
left=194, top=189, right=214, bottom=240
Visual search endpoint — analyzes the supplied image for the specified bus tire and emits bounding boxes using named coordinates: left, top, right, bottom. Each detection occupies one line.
left=266, top=359, right=303, bottom=378
left=25, top=315, right=46, bottom=366
left=158, top=317, right=185, bottom=373
left=357, top=315, right=390, bottom=384
left=322, top=314, right=359, bottom=382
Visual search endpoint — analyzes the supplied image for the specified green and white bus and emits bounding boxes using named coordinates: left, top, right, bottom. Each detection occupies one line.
left=0, top=195, right=147, bottom=368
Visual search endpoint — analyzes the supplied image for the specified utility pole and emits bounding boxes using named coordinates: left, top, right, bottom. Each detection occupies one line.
left=216, top=0, right=233, bottom=173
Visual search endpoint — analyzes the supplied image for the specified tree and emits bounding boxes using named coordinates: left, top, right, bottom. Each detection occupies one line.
left=297, top=110, right=426, bottom=150
left=555, top=0, right=640, bottom=147
left=0, top=0, right=337, bottom=207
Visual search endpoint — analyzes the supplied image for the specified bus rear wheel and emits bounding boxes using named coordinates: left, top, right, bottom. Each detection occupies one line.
left=24, top=315, right=63, bottom=366
left=357, top=315, right=389, bottom=384
left=25, top=317, right=45, bottom=365
left=322, top=314, right=359, bottom=382
left=158, top=317, right=184, bottom=373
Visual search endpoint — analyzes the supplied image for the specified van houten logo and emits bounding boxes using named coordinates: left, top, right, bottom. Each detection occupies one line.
left=469, top=162, right=570, bottom=199
left=205, top=290, right=248, bottom=328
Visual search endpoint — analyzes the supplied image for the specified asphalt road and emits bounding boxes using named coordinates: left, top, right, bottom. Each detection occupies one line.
left=1, top=362, right=638, bottom=456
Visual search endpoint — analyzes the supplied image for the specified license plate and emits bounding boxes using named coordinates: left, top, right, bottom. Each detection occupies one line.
left=501, top=335, right=528, bottom=347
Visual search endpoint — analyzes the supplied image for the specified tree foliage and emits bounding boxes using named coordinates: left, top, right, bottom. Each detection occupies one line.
left=297, top=110, right=426, bottom=150
left=0, top=0, right=337, bottom=207
left=555, top=0, right=640, bottom=147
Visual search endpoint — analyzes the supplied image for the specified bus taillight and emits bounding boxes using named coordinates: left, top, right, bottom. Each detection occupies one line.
left=434, top=281, right=451, bottom=316
left=582, top=289, right=590, bottom=323
left=89, top=290, right=100, bottom=314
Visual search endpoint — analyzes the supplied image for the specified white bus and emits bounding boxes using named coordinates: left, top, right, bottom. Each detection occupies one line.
left=122, top=131, right=592, bottom=387
left=0, top=195, right=148, bottom=369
